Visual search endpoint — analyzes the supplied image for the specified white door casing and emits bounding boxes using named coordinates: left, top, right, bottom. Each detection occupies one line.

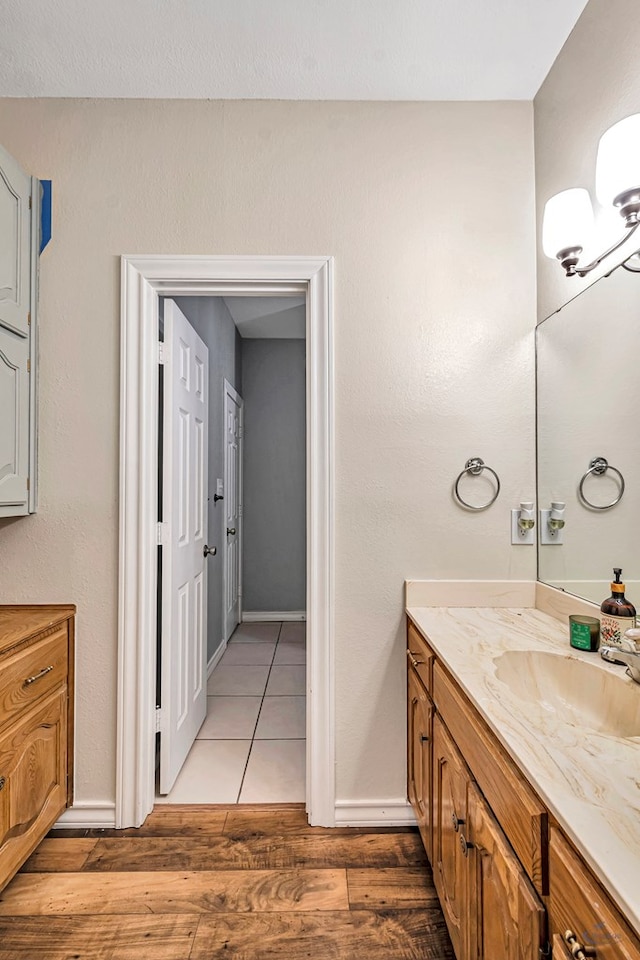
left=117, top=256, right=334, bottom=830
left=223, top=380, right=243, bottom=640
left=159, top=299, right=209, bottom=794
left=0, top=144, right=31, bottom=339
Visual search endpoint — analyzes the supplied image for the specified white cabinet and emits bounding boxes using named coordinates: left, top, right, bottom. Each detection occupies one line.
left=0, top=143, right=39, bottom=517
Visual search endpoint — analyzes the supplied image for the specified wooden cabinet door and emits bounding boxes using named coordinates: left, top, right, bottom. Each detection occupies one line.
left=433, top=713, right=470, bottom=960
left=0, top=688, right=68, bottom=890
left=467, top=782, right=545, bottom=960
left=407, top=665, right=433, bottom=860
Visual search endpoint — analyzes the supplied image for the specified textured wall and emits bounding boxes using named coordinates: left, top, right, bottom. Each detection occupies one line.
left=0, top=99, right=535, bottom=807
left=173, top=296, right=242, bottom=661
left=241, top=339, right=306, bottom=613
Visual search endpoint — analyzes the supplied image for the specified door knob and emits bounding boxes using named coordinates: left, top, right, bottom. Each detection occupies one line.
left=227, top=527, right=236, bottom=536
left=203, top=544, right=217, bottom=557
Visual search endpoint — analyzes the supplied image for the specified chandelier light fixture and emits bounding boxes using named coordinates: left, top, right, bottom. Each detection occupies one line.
left=542, top=113, right=640, bottom=277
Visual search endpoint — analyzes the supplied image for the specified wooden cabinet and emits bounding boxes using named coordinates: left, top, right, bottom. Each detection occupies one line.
left=0, top=142, right=40, bottom=517
left=549, top=828, right=640, bottom=960
left=0, top=605, right=74, bottom=890
left=407, top=614, right=640, bottom=960
left=433, top=713, right=470, bottom=960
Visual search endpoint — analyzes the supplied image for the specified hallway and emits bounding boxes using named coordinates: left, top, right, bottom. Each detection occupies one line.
left=157, top=621, right=306, bottom=804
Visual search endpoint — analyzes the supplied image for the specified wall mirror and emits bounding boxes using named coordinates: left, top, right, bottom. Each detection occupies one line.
left=537, top=263, right=640, bottom=606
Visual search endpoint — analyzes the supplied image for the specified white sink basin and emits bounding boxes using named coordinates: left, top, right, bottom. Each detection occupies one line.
left=493, top=650, right=640, bottom=738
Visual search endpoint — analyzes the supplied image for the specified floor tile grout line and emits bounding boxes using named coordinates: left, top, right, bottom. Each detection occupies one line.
left=236, top=621, right=283, bottom=802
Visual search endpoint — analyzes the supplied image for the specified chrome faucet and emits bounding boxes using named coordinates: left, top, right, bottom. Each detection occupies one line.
left=601, top=641, right=640, bottom=684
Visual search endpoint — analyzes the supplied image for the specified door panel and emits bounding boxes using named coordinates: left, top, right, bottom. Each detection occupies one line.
left=0, top=325, right=29, bottom=515
left=0, top=144, right=31, bottom=339
left=467, top=781, right=545, bottom=960
left=433, top=713, right=470, bottom=960
left=160, top=300, right=209, bottom=795
left=407, top=665, right=433, bottom=861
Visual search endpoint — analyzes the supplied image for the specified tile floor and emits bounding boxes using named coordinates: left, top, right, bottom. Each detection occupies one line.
left=156, top=620, right=306, bottom=804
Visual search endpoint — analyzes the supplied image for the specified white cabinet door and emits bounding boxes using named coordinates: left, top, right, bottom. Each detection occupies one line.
left=0, top=326, right=29, bottom=515
left=0, top=143, right=31, bottom=339
left=0, top=143, right=34, bottom=518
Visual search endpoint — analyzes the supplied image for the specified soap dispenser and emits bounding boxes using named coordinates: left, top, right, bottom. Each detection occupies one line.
left=600, top=568, right=636, bottom=649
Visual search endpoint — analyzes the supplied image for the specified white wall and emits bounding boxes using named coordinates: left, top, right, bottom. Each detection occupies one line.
left=0, top=99, right=536, bottom=808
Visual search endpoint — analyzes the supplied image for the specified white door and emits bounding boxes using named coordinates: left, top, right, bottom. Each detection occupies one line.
left=160, top=300, right=209, bottom=794
left=223, top=380, right=243, bottom=640
left=0, top=143, right=32, bottom=516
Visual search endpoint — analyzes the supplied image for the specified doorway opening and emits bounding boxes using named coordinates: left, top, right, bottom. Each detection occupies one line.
left=117, top=256, right=334, bottom=828
left=155, top=294, right=308, bottom=803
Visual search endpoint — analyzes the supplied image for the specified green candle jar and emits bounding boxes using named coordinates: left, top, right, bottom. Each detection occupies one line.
left=569, top=614, right=600, bottom=652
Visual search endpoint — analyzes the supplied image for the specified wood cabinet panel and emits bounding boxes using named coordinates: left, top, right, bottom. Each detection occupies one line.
left=407, top=621, right=434, bottom=693
left=433, top=660, right=547, bottom=894
left=407, top=665, right=433, bottom=861
left=0, top=689, right=67, bottom=890
left=467, top=782, right=545, bottom=960
left=0, top=627, right=68, bottom=732
left=549, top=828, right=640, bottom=960
left=433, top=714, right=470, bottom=960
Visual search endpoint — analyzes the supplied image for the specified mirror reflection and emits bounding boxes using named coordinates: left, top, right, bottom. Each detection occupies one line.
left=537, top=264, right=640, bottom=606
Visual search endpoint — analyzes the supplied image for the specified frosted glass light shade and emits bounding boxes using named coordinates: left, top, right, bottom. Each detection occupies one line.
left=542, top=188, right=594, bottom=259
left=596, top=113, right=640, bottom=207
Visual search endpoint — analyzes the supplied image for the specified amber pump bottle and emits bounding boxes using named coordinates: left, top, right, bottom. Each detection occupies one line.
left=600, top=568, right=636, bottom=649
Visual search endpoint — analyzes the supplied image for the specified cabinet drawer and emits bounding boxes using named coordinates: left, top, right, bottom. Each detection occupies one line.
left=0, top=688, right=68, bottom=890
left=407, top=621, right=435, bottom=693
left=433, top=661, right=547, bottom=894
left=0, top=626, right=68, bottom=732
left=549, top=828, right=640, bottom=960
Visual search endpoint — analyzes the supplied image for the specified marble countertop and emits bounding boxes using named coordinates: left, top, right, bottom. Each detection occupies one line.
left=406, top=605, right=640, bottom=936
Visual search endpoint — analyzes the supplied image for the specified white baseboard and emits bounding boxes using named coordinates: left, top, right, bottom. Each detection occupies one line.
left=55, top=801, right=117, bottom=830
left=207, top=639, right=227, bottom=678
left=242, top=611, right=306, bottom=622
left=334, top=799, right=417, bottom=827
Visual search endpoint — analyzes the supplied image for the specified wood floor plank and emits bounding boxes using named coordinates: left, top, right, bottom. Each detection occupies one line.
left=49, top=806, right=229, bottom=839
left=223, top=806, right=416, bottom=838
left=347, top=867, right=440, bottom=910
left=189, top=909, right=455, bottom=959
left=0, top=869, right=349, bottom=915
left=21, top=838, right=98, bottom=872
left=82, top=832, right=427, bottom=872
left=0, top=915, right=199, bottom=959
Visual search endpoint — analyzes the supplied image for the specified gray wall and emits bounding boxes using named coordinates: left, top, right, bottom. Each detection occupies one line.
left=173, top=296, right=242, bottom=660
left=241, top=339, right=306, bottom=612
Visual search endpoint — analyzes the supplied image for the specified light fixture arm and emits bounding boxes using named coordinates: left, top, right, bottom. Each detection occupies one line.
left=563, top=220, right=640, bottom=277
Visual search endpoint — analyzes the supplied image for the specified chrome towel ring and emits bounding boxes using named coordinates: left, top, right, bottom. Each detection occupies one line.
left=578, top=456, right=625, bottom=510
left=454, top=457, right=501, bottom=511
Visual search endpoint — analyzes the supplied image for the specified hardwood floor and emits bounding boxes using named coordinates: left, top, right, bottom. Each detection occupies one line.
left=0, top=804, right=454, bottom=959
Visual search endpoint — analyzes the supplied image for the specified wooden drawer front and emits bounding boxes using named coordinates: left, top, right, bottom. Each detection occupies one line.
left=549, top=828, right=640, bottom=960
left=433, top=661, right=547, bottom=894
left=0, top=626, right=68, bottom=732
left=0, top=689, right=68, bottom=891
left=407, top=621, right=435, bottom=693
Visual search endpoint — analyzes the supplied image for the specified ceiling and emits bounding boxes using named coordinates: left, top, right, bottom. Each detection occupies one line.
left=1, top=0, right=589, bottom=101
left=223, top=297, right=306, bottom=339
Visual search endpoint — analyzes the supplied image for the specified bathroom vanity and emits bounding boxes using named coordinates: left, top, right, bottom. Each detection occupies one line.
left=406, top=592, right=640, bottom=960
left=0, top=605, right=75, bottom=890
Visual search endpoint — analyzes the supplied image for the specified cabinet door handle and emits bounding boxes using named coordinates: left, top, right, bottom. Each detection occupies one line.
left=0, top=776, right=5, bottom=791
left=23, top=665, right=54, bottom=687
left=459, top=833, right=473, bottom=857
left=406, top=650, right=426, bottom=668
left=420, top=734, right=429, bottom=743
left=452, top=811, right=464, bottom=832
left=564, top=931, right=597, bottom=959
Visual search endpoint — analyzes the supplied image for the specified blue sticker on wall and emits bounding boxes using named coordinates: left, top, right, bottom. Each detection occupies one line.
left=40, top=180, right=52, bottom=253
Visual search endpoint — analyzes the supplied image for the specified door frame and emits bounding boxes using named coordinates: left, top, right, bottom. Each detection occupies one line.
left=222, top=378, right=243, bottom=642
left=117, top=255, right=334, bottom=828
